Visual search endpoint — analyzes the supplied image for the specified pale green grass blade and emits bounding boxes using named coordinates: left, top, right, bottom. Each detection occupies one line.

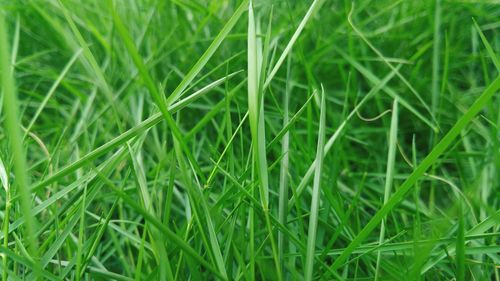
left=248, top=0, right=269, bottom=209
left=278, top=53, right=292, bottom=274
left=247, top=3, right=282, bottom=278
left=375, top=99, right=399, bottom=281
left=0, top=11, right=40, bottom=276
left=0, top=156, right=8, bottom=192
left=304, top=86, right=326, bottom=281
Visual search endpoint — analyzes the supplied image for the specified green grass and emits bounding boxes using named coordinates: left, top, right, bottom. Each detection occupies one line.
left=0, top=0, right=499, bottom=280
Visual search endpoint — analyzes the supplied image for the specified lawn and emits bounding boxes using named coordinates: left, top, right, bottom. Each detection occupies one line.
left=0, top=0, right=499, bottom=280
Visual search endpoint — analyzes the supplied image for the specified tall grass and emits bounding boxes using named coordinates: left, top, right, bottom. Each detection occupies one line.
left=0, top=1, right=499, bottom=280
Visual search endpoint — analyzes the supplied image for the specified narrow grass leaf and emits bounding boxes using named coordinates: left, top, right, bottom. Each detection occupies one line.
left=375, top=99, right=399, bottom=281
left=0, top=11, right=39, bottom=273
left=304, top=87, right=326, bottom=281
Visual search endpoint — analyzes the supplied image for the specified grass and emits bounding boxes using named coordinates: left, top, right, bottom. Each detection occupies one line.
left=0, top=0, right=499, bottom=280
left=375, top=98, right=398, bottom=281
left=304, top=87, right=326, bottom=281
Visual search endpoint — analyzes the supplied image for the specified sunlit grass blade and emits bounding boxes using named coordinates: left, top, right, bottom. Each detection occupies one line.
left=473, top=18, right=500, bottom=72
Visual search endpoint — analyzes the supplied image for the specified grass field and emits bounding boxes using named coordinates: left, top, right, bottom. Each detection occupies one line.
left=0, top=0, right=499, bottom=280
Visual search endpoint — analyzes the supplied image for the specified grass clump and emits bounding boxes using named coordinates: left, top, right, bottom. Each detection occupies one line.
left=0, top=0, right=499, bottom=280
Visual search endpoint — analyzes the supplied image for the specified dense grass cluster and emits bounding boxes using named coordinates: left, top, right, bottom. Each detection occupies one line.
left=0, top=0, right=499, bottom=280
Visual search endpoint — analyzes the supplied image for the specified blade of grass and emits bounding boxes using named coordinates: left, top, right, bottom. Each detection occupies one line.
left=278, top=52, right=292, bottom=275
left=375, top=99, right=399, bottom=281
left=166, top=0, right=249, bottom=104
left=263, top=0, right=326, bottom=89
left=248, top=0, right=269, bottom=209
left=473, top=18, right=500, bottom=72
left=304, top=86, right=326, bottom=281
left=456, top=204, right=466, bottom=281
left=248, top=3, right=282, bottom=278
left=24, top=49, right=82, bottom=138
left=0, top=11, right=40, bottom=277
